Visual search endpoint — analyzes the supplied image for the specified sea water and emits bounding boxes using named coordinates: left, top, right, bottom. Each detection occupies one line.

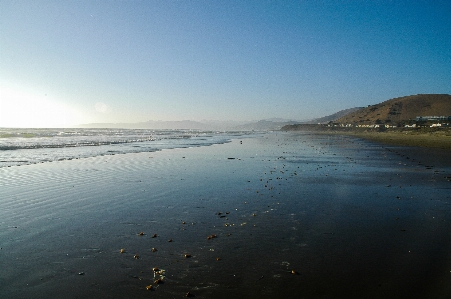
left=1, top=131, right=451, bottom=298
left=0, top=128, right=254, bottom=168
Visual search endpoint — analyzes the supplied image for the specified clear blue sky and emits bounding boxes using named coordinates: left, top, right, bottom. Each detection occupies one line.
left=1, top=0, right=450, bottom=127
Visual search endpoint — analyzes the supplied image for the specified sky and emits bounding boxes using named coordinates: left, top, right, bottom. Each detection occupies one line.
left=1, top=0, right=450, bottom=128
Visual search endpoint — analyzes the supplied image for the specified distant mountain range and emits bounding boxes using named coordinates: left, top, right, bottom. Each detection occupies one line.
left=77, top=94, right=451, bottom=130
left=303, top=107, right=364, bottom=124
left=77, top=118, right=301, bottom=131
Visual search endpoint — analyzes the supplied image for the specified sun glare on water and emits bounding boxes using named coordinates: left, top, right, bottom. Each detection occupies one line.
left=0, top=86, right=81, bottom=128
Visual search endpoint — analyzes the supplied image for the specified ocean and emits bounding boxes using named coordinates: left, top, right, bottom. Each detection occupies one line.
left=0, top=128, right=253, bottom=168
left=1, top=131, right=450, bottom=298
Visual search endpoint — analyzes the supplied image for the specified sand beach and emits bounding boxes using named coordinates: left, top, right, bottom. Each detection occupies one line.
left=1, top=132, right=451, bottom=299
left=337, top=128, right=451, bottom=151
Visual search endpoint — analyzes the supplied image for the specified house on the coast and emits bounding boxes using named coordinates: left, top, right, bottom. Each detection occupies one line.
left=416, top=116, right=451, bottom=127
left=415, top=116, right=451, bottom=122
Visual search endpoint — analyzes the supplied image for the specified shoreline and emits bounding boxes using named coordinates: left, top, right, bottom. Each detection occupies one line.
left=331, top=129, right=451, bottom=151
left=1, top=133, right=451, bottom=298
left=282, top=125, right=451, bottom=150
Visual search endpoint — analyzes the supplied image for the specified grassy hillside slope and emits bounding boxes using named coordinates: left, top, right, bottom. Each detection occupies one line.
left=335, top=94, right=451, bottom=125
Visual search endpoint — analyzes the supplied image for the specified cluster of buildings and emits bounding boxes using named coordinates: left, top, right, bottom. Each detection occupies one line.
left=413, top=116, right=451, bottom=127
left=327, top=116, right=451, bottom=128
left=328, top=123, right=397, bottom=128
left=415, top=116, right=451, bottom=121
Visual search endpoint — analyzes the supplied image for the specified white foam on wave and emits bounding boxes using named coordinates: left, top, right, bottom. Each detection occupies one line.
left=0, top=128, right=245, bottom=168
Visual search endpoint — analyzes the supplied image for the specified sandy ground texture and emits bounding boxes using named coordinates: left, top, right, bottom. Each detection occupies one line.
left=1, top=132, right=451, bottom=299
left=283, top=125, right=451, bottom=150
left=342, top=129, right=451, bottom=151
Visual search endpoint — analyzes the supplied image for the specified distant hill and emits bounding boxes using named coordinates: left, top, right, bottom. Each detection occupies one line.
left=335, top=94, right=451, bottom=125
left=77, top=120, right=208, bottom=130
left=305, top=107, right=363, bottom=124
left=76, top=119, right=302, bottom=131
left=233, top=119, right=300, bottom=131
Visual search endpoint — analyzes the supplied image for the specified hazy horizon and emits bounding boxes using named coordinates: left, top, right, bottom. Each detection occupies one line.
left=1, top=1, right=450, bottom=128
left=0, top=117, right=303, bottom=129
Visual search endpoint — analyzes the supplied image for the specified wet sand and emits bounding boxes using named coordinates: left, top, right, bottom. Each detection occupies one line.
left=1, top=132, right=451, bottom=298
left=340, top=130, right=451, bottom=151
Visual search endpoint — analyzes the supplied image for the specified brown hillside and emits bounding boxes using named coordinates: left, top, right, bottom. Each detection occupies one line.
left=335, top=94, right=451, bottom=125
